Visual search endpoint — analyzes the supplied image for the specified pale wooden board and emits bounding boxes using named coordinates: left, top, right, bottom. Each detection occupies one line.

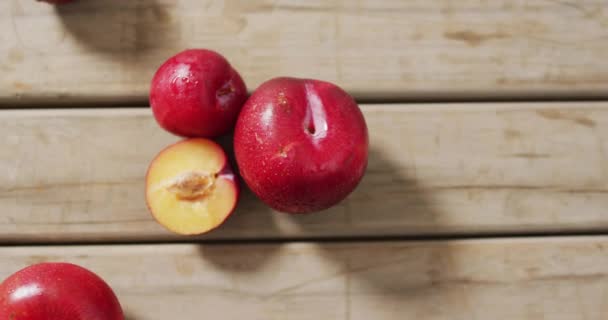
left=1, top=102, right=608, bottom=242
left=1, top=0, right=608, bottom=105
left=0, top=237, right=607, bottom=319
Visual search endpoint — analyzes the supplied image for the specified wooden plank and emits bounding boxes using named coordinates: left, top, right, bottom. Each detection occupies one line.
left=1, top=0, right=608, bottom=105
left=0, top=237, right=607, bottom=319
left=1, top=102, right=607, bottom=242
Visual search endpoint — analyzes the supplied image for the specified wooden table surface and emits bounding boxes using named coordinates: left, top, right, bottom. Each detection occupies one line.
left=1, top=0, right=608, bottom=319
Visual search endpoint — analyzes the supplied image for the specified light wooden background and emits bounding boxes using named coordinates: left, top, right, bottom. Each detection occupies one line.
left=2, top=102, right=608, bottom=242
left=1, top=0, right=607, bottom=319
left=1, top=237, right=607, bottom=319
left=1, top=0, right=608, bottom=105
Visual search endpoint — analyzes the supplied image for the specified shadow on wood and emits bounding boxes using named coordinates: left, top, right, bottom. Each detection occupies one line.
left=123, top=310, right=137, bottom=320
left=195, top=238, right=282, bottom=274
left=284, top=146, right=449, bottom=297
left=274, top=145, right=443, bottom=238
left=55, top=0, right=176, bottom=57
left=195, top=145, right=451, bottom=301
left=196, top=133, right=282, bottom=272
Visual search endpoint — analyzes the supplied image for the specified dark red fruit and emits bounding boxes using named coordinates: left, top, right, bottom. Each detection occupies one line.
left=150, top=49, right=247, bottom=138
left=234, top=77, right=368, bottom=213
left=0, top=263, right=124, bottom=320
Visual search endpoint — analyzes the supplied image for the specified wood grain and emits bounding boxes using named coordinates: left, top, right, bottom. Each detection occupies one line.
left=0, top=237, right=607, bottom=319
left=1, top=0, right=608, bottom=105
left=1, top=102, right=607, bottom=242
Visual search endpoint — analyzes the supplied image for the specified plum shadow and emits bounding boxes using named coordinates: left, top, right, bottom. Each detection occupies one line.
left=279, top=146, right=452, bottom=310
left=177, top=141, right=457, bottom=318
left=123, top=310, right=137, bottom=320
left=55, top=0, right=176, bottom=57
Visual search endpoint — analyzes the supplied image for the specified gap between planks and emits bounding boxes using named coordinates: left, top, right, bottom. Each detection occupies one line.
left=1, top=231, right=607, bottom=247
left=3, top=95, right=608, bottom=109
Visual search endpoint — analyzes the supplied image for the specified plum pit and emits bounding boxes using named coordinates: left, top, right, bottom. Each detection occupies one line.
left=167, top=171, right=216, bottom=201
